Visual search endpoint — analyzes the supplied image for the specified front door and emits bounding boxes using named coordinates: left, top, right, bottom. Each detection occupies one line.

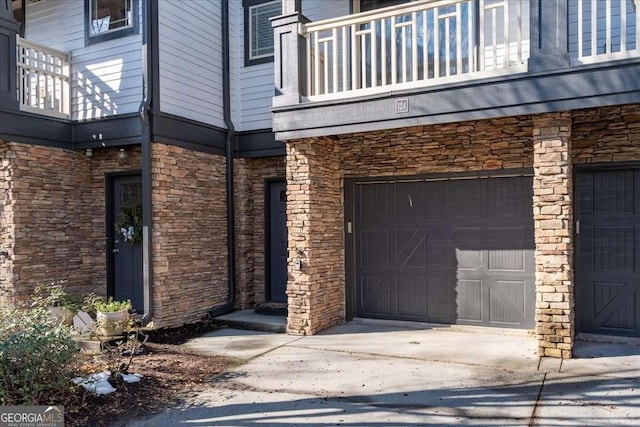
left=109, top=174, right=144, bottom=313
left=267, top=180, right=288, bottom=302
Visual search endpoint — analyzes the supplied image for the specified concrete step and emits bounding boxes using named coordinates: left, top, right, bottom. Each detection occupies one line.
left=212, top=309, right=286, bottom=334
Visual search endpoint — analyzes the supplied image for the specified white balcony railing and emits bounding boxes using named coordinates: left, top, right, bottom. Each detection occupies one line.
left=302, top=0, right=530, bottom=100
left=572, top=0, right=640, bottom=64
left=17, top=36, right=70, bottom=118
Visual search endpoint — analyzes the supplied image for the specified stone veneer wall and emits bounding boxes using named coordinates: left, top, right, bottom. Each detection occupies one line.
left=337, top=117, right=534, bottom=175
left=286, top=137, right=344, bottom=334
left=572, top=104, right=640, bottom=163
left=234, top=157, right=286, bottom=309
left=0, top=143, right=15, bottom=304
left=285, top=117, right=536, bottom=335
left=0, top=141, right=141, bottom=306
left=150, top=143, right=228, bottom=327
left=532, top=113, right=574, bottom=359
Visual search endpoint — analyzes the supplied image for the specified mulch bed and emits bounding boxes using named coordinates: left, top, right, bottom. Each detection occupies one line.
left=65, top=319, right=233, bottom=427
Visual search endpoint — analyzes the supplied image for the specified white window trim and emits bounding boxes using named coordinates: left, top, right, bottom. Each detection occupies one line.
left=88, top=0, right=134, bottom=38
left=248, top=0, right=281, bottom=61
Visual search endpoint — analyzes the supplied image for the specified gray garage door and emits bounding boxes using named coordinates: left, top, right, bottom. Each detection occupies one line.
left=353, top=174, right=535, bottom=329
left=577, top=167, right=640, bottom=337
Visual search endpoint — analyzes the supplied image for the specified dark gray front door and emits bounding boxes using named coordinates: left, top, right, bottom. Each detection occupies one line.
left=110, top=175, right=144, bottom=313
left=576, top=167, right=640, bottom=337
left=352, top=174, right=535, bottom=329
left=268, top=180, right=288, bottom=302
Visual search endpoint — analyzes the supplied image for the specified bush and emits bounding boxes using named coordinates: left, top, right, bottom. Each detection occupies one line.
left=0, top=306, right=77, bottom=405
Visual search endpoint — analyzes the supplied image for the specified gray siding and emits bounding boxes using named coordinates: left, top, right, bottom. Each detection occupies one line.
left=25, top=0, right=143, bottom=120
left=158, top=0, right=225, bottom=128
left=235, top=0, right=352, bottom=132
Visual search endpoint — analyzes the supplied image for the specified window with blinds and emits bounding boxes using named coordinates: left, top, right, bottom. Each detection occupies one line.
left=245, top=0, right=282, bottom=65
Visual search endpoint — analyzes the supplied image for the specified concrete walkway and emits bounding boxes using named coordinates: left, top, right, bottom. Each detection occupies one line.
left=121, top=321, right=640, bottom=426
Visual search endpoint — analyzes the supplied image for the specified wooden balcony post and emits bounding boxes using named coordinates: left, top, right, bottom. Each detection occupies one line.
left=0, top=0, right=19, bottom=111
left=272, top=0, right=308, bottom=107
left=528, top=0, right=570, bottom=72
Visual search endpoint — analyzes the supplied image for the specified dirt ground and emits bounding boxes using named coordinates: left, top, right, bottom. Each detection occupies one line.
left=65, top=320, right=234, bottom=427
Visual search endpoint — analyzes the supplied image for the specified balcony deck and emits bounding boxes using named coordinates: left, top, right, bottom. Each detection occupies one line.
left=271, top=0, right=640, bottom=139
left=304, top=0, right=531, bottom=102
left=16, top=36, right=70, bottom=119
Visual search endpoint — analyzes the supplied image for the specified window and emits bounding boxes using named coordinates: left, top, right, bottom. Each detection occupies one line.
left=86, top=0, right=138, bottom=44
left=244, top=0, right=282, bottom=66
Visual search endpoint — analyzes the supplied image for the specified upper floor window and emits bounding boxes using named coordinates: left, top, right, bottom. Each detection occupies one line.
left=244, top=0, right=282, bottom=66
left=86, top=0, right=138, bottom=44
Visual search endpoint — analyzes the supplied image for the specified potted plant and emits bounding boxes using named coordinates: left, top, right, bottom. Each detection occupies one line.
left=31, top=280, right=80, bottom=326
left=86, top=295, right=132, bottom=337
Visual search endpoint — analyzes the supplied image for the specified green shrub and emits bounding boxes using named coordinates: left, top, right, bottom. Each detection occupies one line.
left=31, top=280, right=81, bottom=311
left=89, top=296, right=132, bottom=313
left=0, top=306, right=77, bottom=405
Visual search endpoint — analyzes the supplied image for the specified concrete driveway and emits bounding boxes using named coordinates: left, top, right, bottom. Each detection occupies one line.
left=122, top=320, right=640, bottom=426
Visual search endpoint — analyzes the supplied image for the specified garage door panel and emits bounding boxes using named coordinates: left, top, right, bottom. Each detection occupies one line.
left=395, top=181, right=426, bottom=220
left=450, top=227, right=483, bottom=270
left=359, top=230, right=390, bottom=268
left=577, top=167, right=640, bottom=337
left=489, top=280, right=528, bottom=325
left=447, top=180, right=483, bottom=218
left=593, top=226, right=635, bottom=272
left=427, top=276, right=456, bottom=322
left=396, top=230, right=427, bottom=268
left=457, top=279, right=483, bottom=322
left=397, top=276, right=428, bottom=318
left=584, top=282, right=636, bottom=333
left=488, top=227, right=527, bottom=271
left=425, top=181, right=448, bottom=219
left=426, top=228, right=450, bottom=269
left=358, top=183, right=391, bottom=222
left=593, top=170, right=635, bottom=214
left=354, top=174, right=535, bottom=329
left=486, top=176, right=532, bottom=218
left=359, top=276, right=392, bottom=317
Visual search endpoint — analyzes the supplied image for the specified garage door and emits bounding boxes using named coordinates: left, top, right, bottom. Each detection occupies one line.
left=352, top=174, right=535, bottom=329
left=577, top=167, right=640, bottom=337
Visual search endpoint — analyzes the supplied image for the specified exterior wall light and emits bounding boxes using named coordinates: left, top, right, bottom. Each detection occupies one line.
left=117, top=148, right=128, bottom=163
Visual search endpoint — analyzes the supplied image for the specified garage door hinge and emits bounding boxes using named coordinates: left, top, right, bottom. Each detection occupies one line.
left=347, top=222, right=352, bottom=234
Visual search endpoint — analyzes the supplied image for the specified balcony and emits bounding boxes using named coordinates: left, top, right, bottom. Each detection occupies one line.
left=304, top=0, right=530, bottom=101
left=272, top=0, right=640, bottom=139
left=16, top=36, right=70, bottom=119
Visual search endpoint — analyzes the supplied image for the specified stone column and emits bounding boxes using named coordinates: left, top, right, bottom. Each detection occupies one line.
left=532, top=112, right=574, bottom=359
left=286, top=137, right=344, bottom=335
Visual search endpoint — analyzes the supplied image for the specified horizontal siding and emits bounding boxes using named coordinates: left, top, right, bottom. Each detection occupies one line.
left=25, top=0, right=143, bottom=120
left=158, top=0, right=225, bottom=128
left=235, top=0, right=352, bottom=132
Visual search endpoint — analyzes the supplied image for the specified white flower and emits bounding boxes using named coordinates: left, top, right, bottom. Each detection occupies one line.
left=121, top=226, right=135, bottom=241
